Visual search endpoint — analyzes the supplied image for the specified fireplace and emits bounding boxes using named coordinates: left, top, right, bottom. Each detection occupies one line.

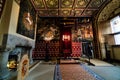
left=5, top=45, right=32, bottom=80
left=7, top=45, right=31, bottom=69
left=7, top=55, right=18, bottom=70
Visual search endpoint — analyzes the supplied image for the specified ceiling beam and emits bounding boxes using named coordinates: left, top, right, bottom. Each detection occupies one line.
left=70, top=0, right=76, bottom=16
left=81, top=0, right=92, bottom=15
left=58, top=0, right=61, bottom=16
left=42, top=0, right=47, bottom=9
left=36, top=8, right=98, bottom=11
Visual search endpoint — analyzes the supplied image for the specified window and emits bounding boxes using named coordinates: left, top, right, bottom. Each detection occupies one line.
left=110, top=15, right=120, bottom=45
left=110, top=15, right=120, bottom=33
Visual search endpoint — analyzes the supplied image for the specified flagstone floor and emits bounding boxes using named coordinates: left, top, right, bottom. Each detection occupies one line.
left=26, top=59, right=120, bottom=80
left=25, top=61, right=55, bottom=80
left=7, top=59, right=120, bottom=80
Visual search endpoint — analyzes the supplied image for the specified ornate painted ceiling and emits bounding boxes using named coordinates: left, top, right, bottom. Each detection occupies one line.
left=31, top=0, right=110, bottom=17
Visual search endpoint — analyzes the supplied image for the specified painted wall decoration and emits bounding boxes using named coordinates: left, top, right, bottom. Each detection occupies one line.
left=72, top=23, right=93, bottom=41
left=38, top=25, right=60, bottom=41
left=17, top=54, right=29, bottom=80
left=17, top=0, right=36, bottom=39
left=37, top=18, right=60, bottom=41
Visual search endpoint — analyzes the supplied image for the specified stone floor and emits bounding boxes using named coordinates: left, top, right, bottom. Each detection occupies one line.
left=25, top=61, right=55, bottom=80
left=85, top=59, right=120, bottom=80
left=87, top=65, right=120, bottom=80
left=89, top=59, right=114, bottom=66
left=4, top=59, right=120, bottom=80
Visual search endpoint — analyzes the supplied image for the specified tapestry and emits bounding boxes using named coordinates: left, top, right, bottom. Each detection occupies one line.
left=37, top=18, right=60, bottom=41
left=17, top=0, right=36, bottom=39
left=72, top=23, right=93, bottom=41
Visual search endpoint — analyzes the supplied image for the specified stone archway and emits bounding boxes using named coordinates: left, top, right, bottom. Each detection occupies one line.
left=94, top=0, right=120, bottom=59
left=98, top=0, right=120, bottom=22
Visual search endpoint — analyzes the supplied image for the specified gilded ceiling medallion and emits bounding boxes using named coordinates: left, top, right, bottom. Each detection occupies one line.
left=64, top=1, right=70, bottom=5
left=46, top=0, right=58, bottom=8
left=61, top=10, right=70, bottom=16
left=49, top=1, right=54, bottom=5
left=63, top=11, right=69, bottom=14
left=75, top=10, right=81, bottom=14
left=62, top=0, right=73, bottom=8
left=79, top=1, right=85, bottom=6
left=76, top=0, right=89, bottom=7
left=75, top=10, right=82, bottom=16
left=48, top=10, right=58, bottom=16
left=34, top=0, right=44, bottom=8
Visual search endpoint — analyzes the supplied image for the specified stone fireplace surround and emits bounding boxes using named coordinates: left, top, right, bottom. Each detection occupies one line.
left=0, top=34, right=35, bottom=79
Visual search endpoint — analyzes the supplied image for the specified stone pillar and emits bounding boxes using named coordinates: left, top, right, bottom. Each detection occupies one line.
left=29, top=48, right=33, bottom=64
left=0, top=49, right=10, bottom=79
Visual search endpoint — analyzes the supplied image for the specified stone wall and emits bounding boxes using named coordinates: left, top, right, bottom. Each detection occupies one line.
left=4, top=34, right=35, bottom=49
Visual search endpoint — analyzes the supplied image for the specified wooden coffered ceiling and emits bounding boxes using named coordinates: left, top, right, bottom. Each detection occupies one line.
left=31, top=0, right=110, bottom=17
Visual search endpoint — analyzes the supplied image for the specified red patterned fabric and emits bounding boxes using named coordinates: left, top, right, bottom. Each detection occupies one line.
left=32, top=41, right=60, bottom=59
left=71, top=42, right=82, bottom=57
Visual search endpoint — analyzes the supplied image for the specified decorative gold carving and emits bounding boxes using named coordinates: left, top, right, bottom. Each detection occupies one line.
left=32, top=0, right=108, bottom=17
left=33, top=0, right=45, bottom=8
left=60, top=10, right=70, bottom=16
left=45, top=0, right=58, bottom=8
left=61, top=0, right=73, bottom=8
left=75, top=0, right=89, bottom=7
left=74, top=10, right=83, bottom=16
left=48, top=10, right=58, bottom=16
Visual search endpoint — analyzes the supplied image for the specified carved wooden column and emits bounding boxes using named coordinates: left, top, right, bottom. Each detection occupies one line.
left=0, top=48, right=10, bottom=79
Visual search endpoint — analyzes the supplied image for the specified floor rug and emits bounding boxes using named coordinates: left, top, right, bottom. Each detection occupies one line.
left=60, top=59, right=79, bottom=64
left=54, top=64, right=98, bottom=80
